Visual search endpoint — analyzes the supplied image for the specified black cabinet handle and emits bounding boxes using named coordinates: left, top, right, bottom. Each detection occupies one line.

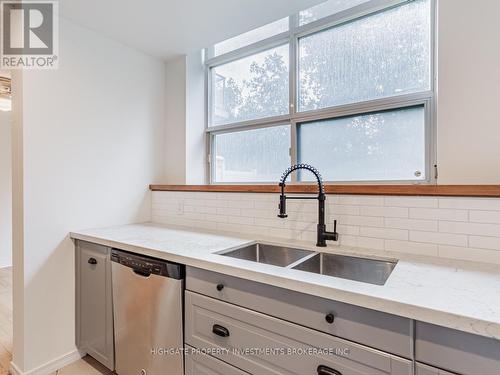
left=317, top=365, right=342, bottom=375
left=212, top=324, right=230, bottom=338
left=216, top=283, right=224, bottom=291
left=325, top=313, right=335, bottom=324
left=88, top=258, right=97, bottom=265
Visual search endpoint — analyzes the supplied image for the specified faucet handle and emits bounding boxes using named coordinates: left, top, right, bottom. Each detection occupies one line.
left=278, top=204, right=288, bottom=218
left=278, top=195, right=288, bottom=218
left=332, top=220, right=339, bottom=241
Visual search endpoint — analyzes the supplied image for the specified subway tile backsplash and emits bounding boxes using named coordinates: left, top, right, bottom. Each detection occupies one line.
left=151, top=192, right=500, bottom=264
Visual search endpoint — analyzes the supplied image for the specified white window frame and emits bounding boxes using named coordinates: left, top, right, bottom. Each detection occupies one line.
left=204, top=0, right=437, bottom=184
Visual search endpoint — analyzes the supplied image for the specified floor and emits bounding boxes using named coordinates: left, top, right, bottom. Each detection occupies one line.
left=50, top=356, right=111, bottom=375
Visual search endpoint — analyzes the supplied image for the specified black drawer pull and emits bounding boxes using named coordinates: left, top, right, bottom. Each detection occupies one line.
left=325, top=313, right=335, bottom=324
left=317, top=365, right=342, bottom=375
left=88, top=258, right=97, bottom=265
left=216, top=283, right=224, bottom=291
left=212, top=324, right=230, bottom=338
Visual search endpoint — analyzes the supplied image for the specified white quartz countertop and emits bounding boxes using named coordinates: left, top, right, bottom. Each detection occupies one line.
left=70, top=222, right=500, bottom=341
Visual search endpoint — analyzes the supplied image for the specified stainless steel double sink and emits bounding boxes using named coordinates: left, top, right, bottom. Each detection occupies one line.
left=219, top=243, right=397, bottom=286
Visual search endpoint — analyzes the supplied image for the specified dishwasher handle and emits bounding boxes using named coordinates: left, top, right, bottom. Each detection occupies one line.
left=133, top=269, right=151, bottom=278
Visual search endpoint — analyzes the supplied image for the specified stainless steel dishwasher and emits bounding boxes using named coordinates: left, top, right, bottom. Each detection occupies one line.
left=111, top=249, right=184, bottom=375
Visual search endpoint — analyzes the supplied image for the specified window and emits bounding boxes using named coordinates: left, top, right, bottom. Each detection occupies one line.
left=206, top=0, right=434, bottom=184
left=213, top=18, right=289, bottom=56
left=297, top=106, right=426, bottom=182
left=213, top=125, right=291, bottom=183
left=299, top=0, right=371, bottom=25
left=210, top=44, right=289, bottom=126
left=298, top=0, right=431, bottom=111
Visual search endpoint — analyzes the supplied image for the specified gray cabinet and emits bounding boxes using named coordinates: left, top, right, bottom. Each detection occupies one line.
left=186, top=266, right=413, bottom=358
left=185, top=266, right=500, bottom=375
left=415, top=363, right=457, bottom=375
left=415, top=322, right=500, bottom=375
left=185, top=345, right=249, bottom=375
left=75, top=240, right=114, bottom=370
left=185, top=291, right=412, bottom=375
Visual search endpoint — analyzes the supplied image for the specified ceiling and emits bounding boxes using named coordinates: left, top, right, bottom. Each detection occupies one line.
left=59, top=0, right=326, bottom=61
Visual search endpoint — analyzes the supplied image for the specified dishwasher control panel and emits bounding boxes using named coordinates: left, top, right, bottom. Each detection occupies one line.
left=111, top=249, right=184, bottom=279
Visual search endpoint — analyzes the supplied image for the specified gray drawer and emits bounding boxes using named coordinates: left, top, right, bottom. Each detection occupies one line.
left=415, top=363, right=457, bottom=375
left=186, top=266, right=412, bottom=358
left=186, top=291, right=412, bottom=375
left=185, top=345, right=249, bottom=375
left=415, top=322, right=500, bottom=375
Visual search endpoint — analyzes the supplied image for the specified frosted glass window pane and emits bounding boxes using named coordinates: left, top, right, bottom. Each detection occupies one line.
left=214, top=18, right=289, bottom=56
left=299, top=0, right=431, bottom=112
left=297, top=107, right=426, bottom=182
left=214, top=125, right=291, bottom=183
left=211, top=44, right=289, bottom=126
left=299, top=0, right=371, bottom=25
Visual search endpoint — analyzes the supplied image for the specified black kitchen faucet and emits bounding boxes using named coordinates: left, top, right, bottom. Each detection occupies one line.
left=278, top=164, right=338, bottom=247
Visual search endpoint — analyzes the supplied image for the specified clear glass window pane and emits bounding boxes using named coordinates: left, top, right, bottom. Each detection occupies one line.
left=213, top=125, right=291, bottom=183
left=298, top=0, right=431, bottom=112
left=211, top=44, right=289, bottom=126
left=214, top=18, right=289, bottom=56
left=297, top=106, right=426, bottom=182
left=299, top=0, right=371, bottom=26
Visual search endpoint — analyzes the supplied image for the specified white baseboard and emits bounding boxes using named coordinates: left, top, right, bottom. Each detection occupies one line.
left=9, top=362, right=22, bottom=375
left=10, top=350, right=84, bottom=375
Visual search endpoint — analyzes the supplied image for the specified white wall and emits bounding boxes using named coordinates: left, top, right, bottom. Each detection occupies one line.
left=164, top=52, right=206, bottom=184
left=164, top=56, right=187, bottom=184
left=12, top=18, right=166, bottom=372
left=436, top=0, right=500, bottom=184
left=185, top=51, right=206, bottom=184
left=0, top=111, right=12, bottom=268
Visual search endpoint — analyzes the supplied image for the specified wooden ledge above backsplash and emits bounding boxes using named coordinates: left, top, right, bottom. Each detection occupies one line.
left=149, top=184, right=500, bottom=197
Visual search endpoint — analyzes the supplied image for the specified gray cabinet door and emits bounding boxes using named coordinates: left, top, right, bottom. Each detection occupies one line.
left=186, top=291, right=412, bottom=375
left=76, top=240, right=114, bottom=370
left=185, top=345, right=249, bottom=375
left=415, top=363, right=457, bottom=375
left=415, top=322, right=500, bottom=375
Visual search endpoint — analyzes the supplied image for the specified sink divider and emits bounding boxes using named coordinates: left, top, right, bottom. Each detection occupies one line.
left=286, top=252, right=319, bottom=269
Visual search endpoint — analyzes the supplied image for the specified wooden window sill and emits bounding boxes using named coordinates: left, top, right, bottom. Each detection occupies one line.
left=149, top=184, right=500, bottom=197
